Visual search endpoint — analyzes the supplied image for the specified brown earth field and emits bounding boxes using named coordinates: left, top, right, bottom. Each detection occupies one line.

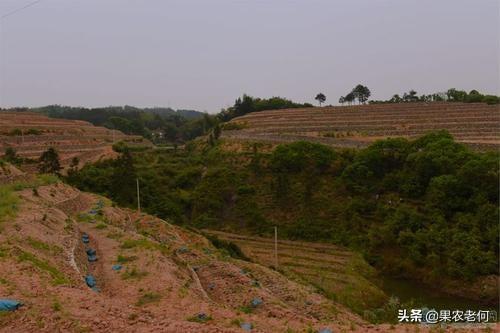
left=0, top=111, right=150, bottom=172
left=221, top=102, right=500, bottom=151
left=0, top=177, right=497, bottom=332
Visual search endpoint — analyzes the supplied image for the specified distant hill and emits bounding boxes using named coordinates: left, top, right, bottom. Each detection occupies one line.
left=0, top=105, right=206, bottom=143
left=222, top=102, right=500, bottom=150
left=143, top=107, right=205, bottom=119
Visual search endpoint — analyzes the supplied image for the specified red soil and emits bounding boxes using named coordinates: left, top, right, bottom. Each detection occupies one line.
left=0, top=182, right=495, bottom=332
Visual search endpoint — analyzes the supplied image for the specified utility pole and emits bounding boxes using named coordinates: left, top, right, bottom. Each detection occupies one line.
left=136, top=178, right=141, bottom=214
left=274, top=226, right=278, bottom=269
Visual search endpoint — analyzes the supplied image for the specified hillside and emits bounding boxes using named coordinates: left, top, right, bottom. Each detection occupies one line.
left=0, top=177, right=416, bottom=332
left=2, top=176, right=495, bottom=332
left=222, top=102, right=500, bottom=150
left=0, top=112, right=149, bottom=171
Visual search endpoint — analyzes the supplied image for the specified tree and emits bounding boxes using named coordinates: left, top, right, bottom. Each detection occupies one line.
left=3, top=147, right=19, bottom=164
left=338, top=96, right=345, bottom=105
left=111, top=150, right=137, bottom=205
left=403, top=90, right=418, bottom=102
left=212, top=123, right=221, bottom=140
left=38, top=148, right=61, bottom=174
left=315, top=93, right=326, bottom=106
left=390, top=94, right=402, bottom=103
left=446, top=88, right=467, bottom=102
left=344, top=92, right=355, bottom=105
left=352, top=84, right=371, bottom=104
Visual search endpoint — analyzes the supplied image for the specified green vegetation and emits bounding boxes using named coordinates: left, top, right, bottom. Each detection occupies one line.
left=117, top=254, right=138, bottom=263
left=26, top=237, right=63, bottom=255
left=315, top=93, right=326, bottom=106
left=35, top=105, right=205, bottom=144
left=370, top=88, right=499, bottom=105
left=187, top=314, right=213, bottom=323
left=136, top=292, right=161, bottom=306
left=339, top=84, right=371, bottom=105
left=66, top=131, right=498, bottom=285
left=205, top=235, right=249, bottom=261
left=17, top=250, right=69, bottom=285
left=218, top=95, right=313, bottom=121
left=121, top=267, right=149, bottom=280
left=0, top=174, right=59, bottom=227
left=38, top=148, right=62, bottom=174
left=0, top=185, right=19, bottom=226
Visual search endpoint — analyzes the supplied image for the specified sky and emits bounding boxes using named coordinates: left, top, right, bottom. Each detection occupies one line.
left=0, top=0, right=498, bottom=113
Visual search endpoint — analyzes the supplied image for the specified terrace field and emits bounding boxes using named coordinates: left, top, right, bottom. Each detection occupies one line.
left=222, top=102, right=500, bottom=150
left=203, top=230, right=388, bottom=316
left=0, top=112, right=150, bottom=171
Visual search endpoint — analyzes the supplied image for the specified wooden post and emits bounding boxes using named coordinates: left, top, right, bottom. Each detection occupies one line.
left=274, top=226, right=278, bottom=269
left=136, top=178, right=141, bottom=213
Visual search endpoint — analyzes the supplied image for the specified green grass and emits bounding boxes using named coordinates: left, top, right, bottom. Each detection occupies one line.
left=120, top=238, right=169, bottom=254
left=106, top=231, right=124, bottom=239
left=9, top=174, right=59, bottom=191
left=237, top=305, right=253, bottom=314
left=116, top=254, right=138, bottom=263
left=17, top=249, right=69, bottom=285
left=187, top=314, right=213, bottom=323
left=52, top=300, right=62, bottom=311
left=26, top=237, right=63, bottom=255
left=121, top=267, right=149, bottom=280
left=0, top=186, right=19, bottom=226
left=95, top=223, right=107, bottom=229
left=136, top=292, right=161, bottom=306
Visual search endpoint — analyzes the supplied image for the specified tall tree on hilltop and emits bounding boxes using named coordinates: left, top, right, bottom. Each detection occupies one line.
left=344, top=92, right=355, bottom=105
left=352, top=84, right=371, bottom=104
left=315, top=93, right=326, bottom=106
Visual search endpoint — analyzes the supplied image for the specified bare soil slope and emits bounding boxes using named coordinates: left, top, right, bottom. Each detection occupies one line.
left=222, top=102, right=500, bottom=150
left=0, top=181, right=494, bottom=332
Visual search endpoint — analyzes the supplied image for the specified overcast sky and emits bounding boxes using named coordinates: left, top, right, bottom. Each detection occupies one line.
left=0, top=0, right=498, bottom=112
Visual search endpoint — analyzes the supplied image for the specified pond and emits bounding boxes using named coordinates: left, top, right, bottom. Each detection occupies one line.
left=380, top=276, right=498, bottom=312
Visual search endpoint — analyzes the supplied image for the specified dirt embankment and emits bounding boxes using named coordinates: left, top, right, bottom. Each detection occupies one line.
left=0, top=182, right=495, bottom=332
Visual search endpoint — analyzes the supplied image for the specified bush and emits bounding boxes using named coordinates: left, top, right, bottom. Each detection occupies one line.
left=206, top=235, right=249, bottom=261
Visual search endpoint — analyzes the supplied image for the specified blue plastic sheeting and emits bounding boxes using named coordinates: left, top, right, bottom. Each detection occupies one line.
left=318, top=329, right=333, bottom=333
left=240, top=322, right=252, bottom=331
left=177, top=246, right=189, bottom=254
left=112, top=264, right=122, bottom=271
left=82, top=234, right=89, bottom=244
left=85, top=275, right=96, bottom=288
left=86, top=249, right=96, bottom=256
left=251, top=297, right=263, bottom=307
left=87, top=254, right=98, bottom=262
left=0, top=299, right=22, bottom=311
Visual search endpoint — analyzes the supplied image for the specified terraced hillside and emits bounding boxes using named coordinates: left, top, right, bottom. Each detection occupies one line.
left=0, top=112, right=149, bottom=170
left=0, top=179, right=369, bottom=332
left=203, top=230, right=387, bottom=316
left=222, top=102, right=500, bottom=150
